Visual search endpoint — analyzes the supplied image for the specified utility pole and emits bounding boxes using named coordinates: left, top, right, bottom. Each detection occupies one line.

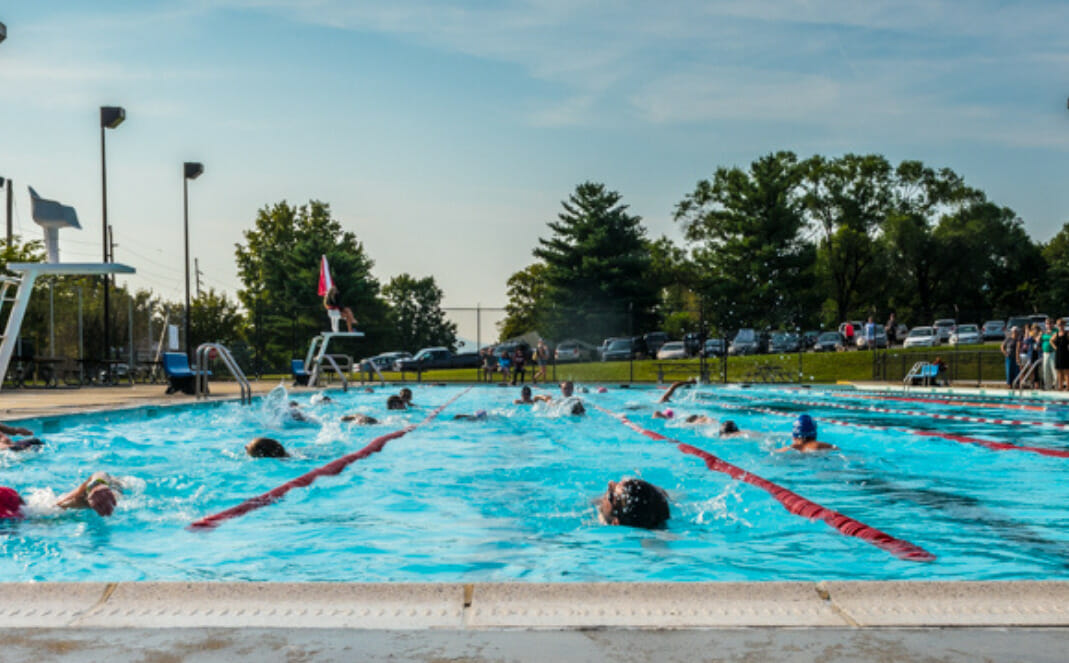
left=4, top=177, right=11, bottom=246
left=194, top=258, right=202, bottom=298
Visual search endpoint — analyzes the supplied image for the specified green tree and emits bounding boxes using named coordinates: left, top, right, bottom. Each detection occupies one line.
left=533, top=182, right=658, bottom=342
left=674, top=152, right=816, bottom=332
left=1041, top=222, right=1069, bottom=315
left=498, top=262, right=548, bottom=341
left=189, top=287, right=244, bottom=349
left=800, top=154, right=892, bottom=322
left=235, top=200, right=389, bottom=370
left=382, top=273, right=457, bottom=352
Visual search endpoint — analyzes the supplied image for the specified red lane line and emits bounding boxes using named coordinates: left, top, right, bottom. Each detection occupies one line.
left=591, top=403, right=935, bottom=562
left=714, top=399, right=1069, bottom=459
left=189, top=386, right=473, bottom=530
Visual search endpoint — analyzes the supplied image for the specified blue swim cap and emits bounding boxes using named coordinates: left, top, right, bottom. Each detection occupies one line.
left=792, top=414, right=817, bottom=440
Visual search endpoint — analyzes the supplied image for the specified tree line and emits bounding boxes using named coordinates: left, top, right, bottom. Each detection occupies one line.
left=500, top=151, right=1065, bottom=344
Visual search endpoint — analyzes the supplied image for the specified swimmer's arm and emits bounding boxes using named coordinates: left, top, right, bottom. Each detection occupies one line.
left=658, top=379, right=695, bottom=403
left=0, top=423, right=32, bottom=437
left=56, top=472, right=120, bottom=509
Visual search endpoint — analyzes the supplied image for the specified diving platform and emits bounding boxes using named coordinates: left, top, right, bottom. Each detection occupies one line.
left=0, top=262, right=135, bottom=392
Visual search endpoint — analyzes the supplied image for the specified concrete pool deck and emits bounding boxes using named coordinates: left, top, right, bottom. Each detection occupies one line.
left=3, top=382, right=1069, bottom=661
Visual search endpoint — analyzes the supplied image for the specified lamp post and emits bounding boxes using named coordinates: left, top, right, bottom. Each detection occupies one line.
left=183, top=162, right=204, bottom=360
left=100, top=106, right=125, bottom=365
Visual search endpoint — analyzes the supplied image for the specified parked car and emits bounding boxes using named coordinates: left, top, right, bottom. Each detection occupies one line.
left=1030, top=314, right=1049, bottom=328
left=729, top=328, right=766, bottom=356
left=1005, top=315, right=1034, bottom=335
left=643, top=332, right=670, bottom=357
left=701, top=338, right=726, bottom=357
left=554, top=339, right=597, bottom=362
left=838, top=321, right=864, bottom=342
left=932, top=318, right=956, bottom=343
left=769, top=331, right=800, bottom=353
left=812, top=331, right=844, bottom=352
left=395, top=347, right=480, bottom=372
left=359, top=351, right=410, bottom=373
left=903, top=326, right=938, bottom=348
left=949, top=323, right=981, bottom=346
left=601, top=338, right=636, bottom=362
left=981, top=320, right=1005, bottom=341
left=855, top=324, right=888, bottom=350
left=656, top=341, right=688, bottom=360
left=682, top=332, right=704, bottom=356
left=802, top=330, right=821, bottom=348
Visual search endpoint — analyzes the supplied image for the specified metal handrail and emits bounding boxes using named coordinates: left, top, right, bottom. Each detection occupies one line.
left=318, top=354, right=348, bottom=392
left=1012, top=358, right=1041, bottom=392
left=195, top=342, right=252, bottom=405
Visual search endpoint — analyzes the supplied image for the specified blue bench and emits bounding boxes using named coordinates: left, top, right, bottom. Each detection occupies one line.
left=291, top=359, right=311, bottom=387
left=162, top=352, right=211, bottom=395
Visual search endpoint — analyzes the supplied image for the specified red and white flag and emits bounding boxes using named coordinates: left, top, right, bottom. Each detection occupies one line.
left=317, top=255, right=334, bottom=297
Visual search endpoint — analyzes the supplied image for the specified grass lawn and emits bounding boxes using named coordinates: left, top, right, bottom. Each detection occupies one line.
left=294, top=342, right=1008, bottom=386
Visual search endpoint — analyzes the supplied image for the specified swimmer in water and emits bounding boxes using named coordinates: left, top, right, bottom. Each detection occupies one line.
left=54, top=472, right=123, bottom=516
left=653, top=408, right=675, bottom=419
left=453, top=410, right=488, bottom=421
left=514, top=385, right=535, bottom=404
left=399, top=387, right=414, bottom=406
left=658, top=379, right=696, bottom=403
left=777, top=414, right=837, bottom=453
left=559, top=381, right=586, bottom=415
left=0, top=423, right=39, bottom=451
left=246, top=437, right=289, bottom=458
left=341, top=413, right=378, bottom=425
left=597, top=478, right=670, bottom=529
left=386, top=395, right=407, bottom=411
left=286, top=401, right=313, bottom=423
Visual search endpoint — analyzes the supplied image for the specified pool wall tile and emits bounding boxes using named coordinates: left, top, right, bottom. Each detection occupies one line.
left=822, top=581, right=1069, bottom=626
left=466, top=582, right=845, bottom=627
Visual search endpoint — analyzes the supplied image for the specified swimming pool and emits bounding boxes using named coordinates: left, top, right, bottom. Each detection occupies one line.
left=2, top=383, right=1068, bottom=582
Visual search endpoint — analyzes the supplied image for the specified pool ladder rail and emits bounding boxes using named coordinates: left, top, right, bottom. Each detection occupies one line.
left=1012, top=358, right=1042, bottom=393
left=194, top=343, right=251, bottom=405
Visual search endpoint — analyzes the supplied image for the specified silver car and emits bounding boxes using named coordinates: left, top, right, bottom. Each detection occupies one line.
left=949, top=323, right=981, bottom=346
left=904, top=326, right=938, bottom=348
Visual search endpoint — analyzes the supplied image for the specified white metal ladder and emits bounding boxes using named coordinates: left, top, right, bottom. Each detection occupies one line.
left=0, top=274, right=28, bottom=387
left=1012, top=358, right=1041, bottom=392
left=195, top=342, right=252, bottom=405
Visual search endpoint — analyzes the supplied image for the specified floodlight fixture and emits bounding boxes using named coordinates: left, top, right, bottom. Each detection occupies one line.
left=184, top=162, right=204, bottom=180
left=100, top=106, right=125, bottom=129
left=0, top=22, right=7, bottom=44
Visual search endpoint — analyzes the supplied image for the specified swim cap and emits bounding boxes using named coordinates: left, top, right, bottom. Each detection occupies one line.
left=720, top=420, right=739, bottom=434
left=597, top=387, right=608, bottom=394
left=0, top=487, right=24, bottom=520
left=792, top=414, right=817, bottom=440
left=663, top=408, right=674, bottom=419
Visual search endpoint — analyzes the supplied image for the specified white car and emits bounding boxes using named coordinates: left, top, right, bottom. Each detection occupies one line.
left=932, top=318, right=956, bottom=343
left=903, top=326, right=938, bottom=348
left=656, top=341, right=688, bottom=360
left=949, top=323, right=981, bottom=346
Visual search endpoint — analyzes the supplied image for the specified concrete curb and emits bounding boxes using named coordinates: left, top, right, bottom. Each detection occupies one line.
left=4, top=582, right=1069, bottom=629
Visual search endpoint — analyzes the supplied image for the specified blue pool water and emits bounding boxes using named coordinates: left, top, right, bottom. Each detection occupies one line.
left=2, top=383, right=1069, bottom=582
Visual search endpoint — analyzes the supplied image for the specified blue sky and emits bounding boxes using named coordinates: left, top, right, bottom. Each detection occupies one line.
left=2, top=1, right=1068, bottom=339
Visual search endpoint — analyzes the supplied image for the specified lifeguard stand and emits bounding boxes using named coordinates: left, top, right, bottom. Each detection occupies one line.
left=0, top=187, right=135, bottom=390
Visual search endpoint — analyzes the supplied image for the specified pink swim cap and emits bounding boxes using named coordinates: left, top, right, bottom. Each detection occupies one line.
left=663, top=408, right=674, bottom=419
left=0, top=487, right=25, bottom=520
left=597, top=387, right=608, bottom=393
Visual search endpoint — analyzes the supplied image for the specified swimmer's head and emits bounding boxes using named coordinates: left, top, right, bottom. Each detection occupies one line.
left=597, top=386, right=608, bottom=394
left=792, top=414, right=817, bottom=441
left=87, top=483, right=118, bottom=516
left=521, top=385, right=532, bottom=399
left=387, top=395, right=407, bottom=410
left=288, top=401, right=300, bottom=408
left=399, top=388, right=413, bottom=403
left=719, top=420, right=739, bottom=435
left=246, top=437, right=288, bottom=458
left=569, top=400, right=586, bottom=416
left=560, top=381, right=575, bottom=397
left=598, top=478, right=670, bottom=529
left=0, top=487, right=24, bottom=520
left=663, top=408, right=674, bottom=419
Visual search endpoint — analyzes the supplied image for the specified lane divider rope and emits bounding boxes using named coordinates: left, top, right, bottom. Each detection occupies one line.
left=591, top=402, right=935, bottom=562
left=785, top=385, right=1057, bottom=409
left=738, top=392, right=1068, bottom=430
left=805, top=390, right=1047, bottom=412
left=708, top=394, right=1069, bottom=459
left=189, top=386, right=473, bottom=530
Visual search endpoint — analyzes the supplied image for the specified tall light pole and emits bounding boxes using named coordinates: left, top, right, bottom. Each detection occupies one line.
left=183, top=162, right=204, bottom=360
left=100, top=105, right=125, bottom=363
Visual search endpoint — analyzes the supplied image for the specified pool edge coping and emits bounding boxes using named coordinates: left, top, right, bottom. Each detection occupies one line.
left=3, top=581, right=1069, bottom=629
